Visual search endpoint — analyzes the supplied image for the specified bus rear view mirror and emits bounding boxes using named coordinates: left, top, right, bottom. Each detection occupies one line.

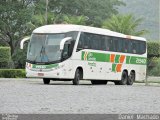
left=20, top=37, right=30, bottom=49
left=60, top=37, right=72, bottom=50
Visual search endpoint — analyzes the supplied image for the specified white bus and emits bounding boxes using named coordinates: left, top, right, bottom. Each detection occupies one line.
left=21, top=24, right=147, bottom=85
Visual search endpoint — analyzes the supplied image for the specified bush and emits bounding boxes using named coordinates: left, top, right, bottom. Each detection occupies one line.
left=147, top=42, right=160, bottom=58
left=149, top=62, right=160, bottom=76
left=0, top=47, right=11, bottom=63
left=0, top=69, right=25, bottom=78
left=148, top=58, right=160, bottom=76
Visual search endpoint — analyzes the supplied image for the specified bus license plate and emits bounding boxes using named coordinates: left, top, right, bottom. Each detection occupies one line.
left=38, top=73, right=44, bottom=76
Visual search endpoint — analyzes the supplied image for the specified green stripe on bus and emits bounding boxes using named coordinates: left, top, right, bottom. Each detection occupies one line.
left=115, top=55, right=120, bottom=63
left=82, top=51, right=147, bottom=65
left=81, top=51, right=85, bottom=60
left=32, top=64, right=58, bottom=69
left=88, top=52, right=106, bottom=62
left=106, top=54, right=110, bottom=62
left=82, top=51, right=107, bottom=62
left=112, top=64, right=116, bottom=72
left=126, top=56, right=131, bottom=64
left=129, top=56, right=147, bottom=65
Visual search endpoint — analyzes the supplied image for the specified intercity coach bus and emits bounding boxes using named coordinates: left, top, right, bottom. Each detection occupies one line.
left=20, top=24, right=147, bottom=85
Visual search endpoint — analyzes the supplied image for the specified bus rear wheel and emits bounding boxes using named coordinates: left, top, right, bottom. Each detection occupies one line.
left=91, top=80, right=108, bottom=85
left=127, top=72, right=135, bottom=85
left=73, top=69, right=81, bottom=85
left=43, top=78, right=50, bottom=84
left=114, top=71, right=128, bottom=85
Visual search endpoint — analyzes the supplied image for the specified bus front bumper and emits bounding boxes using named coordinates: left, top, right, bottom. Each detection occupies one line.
left=26, top=67, right=64, bottom=79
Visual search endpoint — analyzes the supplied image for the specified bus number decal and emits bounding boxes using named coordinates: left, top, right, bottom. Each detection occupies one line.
left=136, top=58, right=146, bottom=64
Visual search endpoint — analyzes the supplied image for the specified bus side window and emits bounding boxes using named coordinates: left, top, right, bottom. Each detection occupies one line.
left=91, top=34, right=101, bottom=50
left=118, top=38, right=123, bottom=52
left=90, top=34, right=96, bottom=50
left=128, top=40, right=132, bottom=53
left=136, top=41, right=141, bottom=54
left=124, top=39, right=129, bottom=53
left=139, top=41, right=146, bottom=54
left=132, top=41, right=137, bottom=54
left=62, top=40, right=75, bottom=59
left=66, top=31, right=78, bottom=40
left=109, top=37, right=114, bottom=51
left=62, top=42, right=69, bottom=59
left=83, top=33, right=91, bottom=49
left=101, top=36, right=106, bottom=51
left=77, top=32, right=92, bottom=50
left=113, top=37, right=119, bottom=52
left=77, top=32, right=85, bottom=50
left=105, top=36, right=110, bottom=51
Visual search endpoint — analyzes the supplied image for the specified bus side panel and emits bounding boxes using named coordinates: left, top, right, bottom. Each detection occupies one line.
left=72, top=50, right=119, bottom=80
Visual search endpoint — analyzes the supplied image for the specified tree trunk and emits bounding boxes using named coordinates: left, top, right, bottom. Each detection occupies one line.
left=6, top=32, right=14, bottom=56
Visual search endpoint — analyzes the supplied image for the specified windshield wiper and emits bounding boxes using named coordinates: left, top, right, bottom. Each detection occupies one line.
left=40, top=45, right=50, bottom=62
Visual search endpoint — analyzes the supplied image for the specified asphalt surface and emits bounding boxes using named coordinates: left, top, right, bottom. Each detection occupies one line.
left=0, top=78, right=160, bottom=114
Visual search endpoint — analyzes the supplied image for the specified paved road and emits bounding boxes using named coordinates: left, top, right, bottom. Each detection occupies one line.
left=0, top=78, right=160, bottom=114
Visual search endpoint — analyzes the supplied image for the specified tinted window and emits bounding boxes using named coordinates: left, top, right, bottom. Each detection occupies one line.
left=117, top=38, right=123, bottom=52
left=131, top=40, right=139, bottom=54
left=77, top=32, right=91, bottom=49
left=77, top=32, right=146, bottom=54
left=127, top=40, right=146, bottom=54
left=91, top=34, right=99, bottom=50
left=100, top=36, right=106, bottom=51
left=78, top=32, right=105, bottom=50
left=123, top=39, right=129, bottom=53
left=139, top=41, right=146, bottom=54
left=66, top=31, right=78, bottom=40
left=105, top=36, right=114, bottom=51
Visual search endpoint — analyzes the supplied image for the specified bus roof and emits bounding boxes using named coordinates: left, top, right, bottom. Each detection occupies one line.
left=33, top=24, right=146, bottom=41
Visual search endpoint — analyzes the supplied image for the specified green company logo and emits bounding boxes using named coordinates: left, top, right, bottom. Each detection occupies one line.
left=87, top=53, right=96, bottom=61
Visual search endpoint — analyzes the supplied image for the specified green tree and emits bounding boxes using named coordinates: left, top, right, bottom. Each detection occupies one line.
left=102, top=14, right=148, bottom=36
left=27, top=12, right=57, bottom=30
left=34, top=0, right=124, bottom=27
left=0, top=0, right=33, bottom=56
left=62, top=15, right=87, bottom=25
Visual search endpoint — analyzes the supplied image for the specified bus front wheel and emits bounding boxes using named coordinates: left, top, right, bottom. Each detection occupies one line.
left=43, top=78, right=50, bottom=84
left=73, top=69, right=81, bottom=85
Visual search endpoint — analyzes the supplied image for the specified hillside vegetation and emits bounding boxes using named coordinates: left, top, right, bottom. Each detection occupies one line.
left=119, top=0, right=159, bottom=40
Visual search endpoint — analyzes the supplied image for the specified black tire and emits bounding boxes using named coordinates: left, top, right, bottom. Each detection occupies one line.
left=91, top=80, right=108, bottom=85
left=43, top=78, right=50, bottom=84
left=73, top=69, right=81, bottom=85
left=115, top=71, right=128, bottom=85
left=127, top=72, right=135, bottom=85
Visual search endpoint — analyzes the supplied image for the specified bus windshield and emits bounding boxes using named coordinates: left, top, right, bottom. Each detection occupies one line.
left=27, top=32, right=78, bottom=64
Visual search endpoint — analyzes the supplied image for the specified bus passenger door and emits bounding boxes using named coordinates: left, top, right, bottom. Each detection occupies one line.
left=61, top=40, right=75, bottom=78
